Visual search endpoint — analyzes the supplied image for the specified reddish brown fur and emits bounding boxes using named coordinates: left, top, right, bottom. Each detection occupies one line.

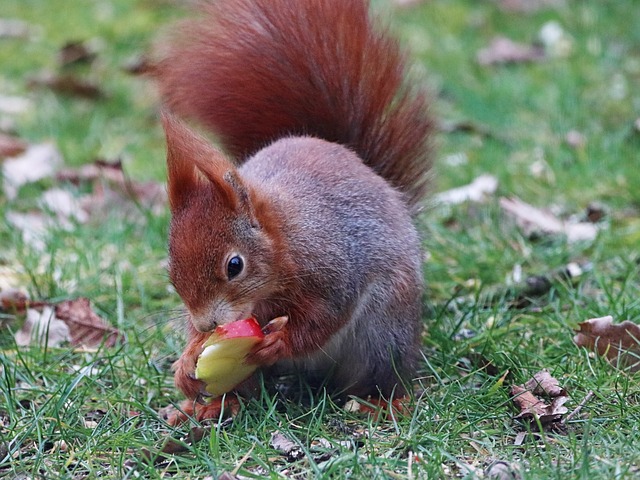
left=156, top=0, right=433, bottom=208
left=165, top=394, right=241, bottom=426
left=156, top=0, right=432, bottom=418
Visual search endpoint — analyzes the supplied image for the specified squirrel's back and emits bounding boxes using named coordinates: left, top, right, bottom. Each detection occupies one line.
left=155, top=0, right=433, bottom=208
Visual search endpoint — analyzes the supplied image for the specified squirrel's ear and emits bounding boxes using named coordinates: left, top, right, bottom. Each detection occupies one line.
left=163, top=112, right=215, bottom=212
left=162, top=112, right=258, bottom=223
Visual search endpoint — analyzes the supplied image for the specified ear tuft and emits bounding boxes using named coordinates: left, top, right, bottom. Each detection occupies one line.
left=162, top=112, right=258, bottom=223
left=162, top=111, right=231, bottom=212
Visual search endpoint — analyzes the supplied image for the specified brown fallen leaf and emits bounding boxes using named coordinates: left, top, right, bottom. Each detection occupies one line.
left=510, top=370, right=569, bottom=431
left=6, top=187, right=91, bottom=251
left=14, top=307, right=71, bottom=347
left=2, top=142, right=63, bottom=199
left=511, top=384, right=569, bottom=426
left=391, top=0, right=427, bottom=7
left=477, top=36, right=545, bottom=66
left=122, top=54, right=156, bottom=76
left=28, top=72, right=104, bottom=100
left=509, top=261, right=587, bottom=308
left=0, top=288, right=28, bottom=311
left=0, top=94, right=31, bottom=115
left=55, top=298, right=124, bottom=348
left=511, top=386, right=547, bottom=418
left=538, top=21, right=573, bottom=58
left=585, top=202, right=606, bottom=223
left=57, top=159, right=167, bottom=214
left=217, top=472, right=240, bottom=480
left=133, top=426, right=207, bottom=467
left=10, top=152, right=159, bottom=246
left=39, top=188, right=89, bottom=224
left=0, top=133, right=27, bottom=158
left=56, top=159, right=126, bottom=184
left=158, top=426, right=206, bottom=455
left=573, top=316, right=640, bottom=372
left=13, top=298, right=124, bottom=348
left=435, top=174, right=499, bottom=205
left=485, top=460, right=520, bottom=480
left=270, top=431, right=305, bottom=462
left=5, top=210, right=51, bottom=251
left=58, top=40, right=97, bottom=67
left=500, top=196, right=599, bottom=243
left=439, top=119, right=507, bottom=142
left=0, top=18, right=32, bottom=39
left=565, top=130, right=586, bottom=149
left=498, top=0, right=565, bottom=13
left=524, top=369, right=566, bottom=397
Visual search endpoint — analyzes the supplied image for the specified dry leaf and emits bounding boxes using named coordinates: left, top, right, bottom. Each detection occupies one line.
left=573, top=316, right=640, bottom=372
left=511, top=370, right=569, bottom=429
left=40, top=188, right=89, bottom=224
left=0, top=288, right=28, bottom=310
left=538, top=21, right=573, bottom=58
left=28, top=72, right=104, bottom=100
left=135, top=426, right=207, bottom=467
left=57, top=159, right=167, bottom=214
left=55, top=298, right=124, bottom=348
left=439, top=119, right=502, bottom=141
left=0, top=94, right=31, bottom=115
left=2, top=142, right=63, bottom=199
left=498, top=0, right=565, bottom=13
left=217, top=473, right=240, bottom=480
left=511, top=385, right=548, bottom=418
left=500, top=196, right=598, bottom=243
left=565, top=130, right=586, bottom=149
left=485, top=460, right=520, bottom=480
left=391, top=0, right=427, bottom=7
left=511, top=384, right=569, bottom=426
left=477, top=36, right=545, bottom=66
left=58, top=40, right=97, bottom=67
left=585, top=202, right=606, bottom=223
left=435, top=174, right=498, bottom=205
left=6, top=188, right=88, bottom=251
left=122, top=54, right=155, bottom=76
left=270, top=431, right=304, bottom=462
left=0, top=288, right=34, bottom=312
left=506, top=262, right=587, bottom=308
left=7, top=157, right=164, bottom=244
left=524, top=370, right=566, bottom=397
left=5, top=210, right=50, bottom=251
left=13, top=298, right=123, bottom=348
left=14, top=307, right=71, bottom=347
left=0, top=133, right=27, bottom=158
left=0, top=18, right=32, bottom=39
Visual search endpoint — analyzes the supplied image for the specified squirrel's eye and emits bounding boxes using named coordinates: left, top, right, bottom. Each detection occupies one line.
left=227, top=255, right=244, bottom=280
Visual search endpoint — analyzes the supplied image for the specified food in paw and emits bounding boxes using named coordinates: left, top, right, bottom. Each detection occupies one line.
left=194, top=317, right=264, bottom=396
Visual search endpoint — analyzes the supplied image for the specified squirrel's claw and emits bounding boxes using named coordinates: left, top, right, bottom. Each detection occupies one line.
left=247, top=329, right=288, bottom=366
left=262, top=315, right=288, bottom=335
left=196, top=388, right=212, bottom=405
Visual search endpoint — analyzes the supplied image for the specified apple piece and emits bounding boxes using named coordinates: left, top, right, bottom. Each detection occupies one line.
left=194, top=317, right=264, bottom=396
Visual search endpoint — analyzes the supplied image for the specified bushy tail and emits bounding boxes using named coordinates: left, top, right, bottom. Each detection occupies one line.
left=155, top=0, right=434, bottom=207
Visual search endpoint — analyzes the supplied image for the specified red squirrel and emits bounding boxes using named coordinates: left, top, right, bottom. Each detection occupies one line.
left=154, top=0, right=433, bottom=421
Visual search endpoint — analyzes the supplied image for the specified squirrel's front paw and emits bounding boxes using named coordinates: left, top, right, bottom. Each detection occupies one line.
left=173, top=356, right=208, bottom=401
left=246, top=330, right=288, bottom=366
left=163, top=396, right=240, bottom=426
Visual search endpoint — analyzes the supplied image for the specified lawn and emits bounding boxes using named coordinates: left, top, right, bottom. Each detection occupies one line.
left=1, top=0, right=639, bottom=478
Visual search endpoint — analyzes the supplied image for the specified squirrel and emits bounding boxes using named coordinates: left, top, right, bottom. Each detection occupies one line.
left=154, top=0, right=434, bottom=422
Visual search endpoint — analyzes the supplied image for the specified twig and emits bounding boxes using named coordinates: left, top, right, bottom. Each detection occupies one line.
left=562, top=390, right=594, bottom=425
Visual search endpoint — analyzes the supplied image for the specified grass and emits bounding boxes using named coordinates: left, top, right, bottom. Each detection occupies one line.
left=1, top=0, right=639, bottom=478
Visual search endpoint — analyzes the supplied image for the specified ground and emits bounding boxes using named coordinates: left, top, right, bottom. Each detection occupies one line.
left=0, top=0, right=639, bottom=478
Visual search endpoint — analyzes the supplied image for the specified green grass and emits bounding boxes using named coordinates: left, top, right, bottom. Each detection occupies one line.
left=1, top=0, right=639, bottom=478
